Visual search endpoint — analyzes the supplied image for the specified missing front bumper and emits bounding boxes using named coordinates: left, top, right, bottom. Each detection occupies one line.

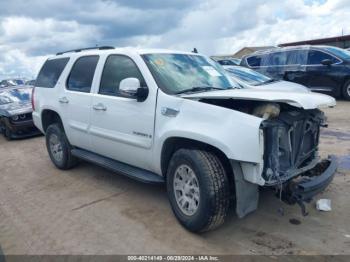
left=281, top=155, right=337, bottom=215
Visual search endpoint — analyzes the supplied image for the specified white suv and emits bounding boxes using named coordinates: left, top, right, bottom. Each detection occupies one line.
left=32, top=46, right=338, bottom=232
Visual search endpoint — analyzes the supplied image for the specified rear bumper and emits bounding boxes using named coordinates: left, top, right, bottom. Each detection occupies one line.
left=282, top=155, right=337, bottom=207
left=32, top=111, right=44, bottom=133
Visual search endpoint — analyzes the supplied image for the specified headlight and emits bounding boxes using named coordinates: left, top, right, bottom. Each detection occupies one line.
left=11, top=114, right=26, bottom=121
left=11, top=115, right=19, bottom=121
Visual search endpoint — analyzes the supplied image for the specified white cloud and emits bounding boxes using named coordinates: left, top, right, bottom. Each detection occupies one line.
left=0, top=0, right=350, bottom=78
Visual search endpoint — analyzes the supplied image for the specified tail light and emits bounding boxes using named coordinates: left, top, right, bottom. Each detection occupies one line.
left=31, top=87, right=35, bottom=111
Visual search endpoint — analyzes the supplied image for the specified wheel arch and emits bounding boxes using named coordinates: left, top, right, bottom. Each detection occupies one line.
left=160, top=137, right=234, bottom=183
left=342, top=77, right=350, bottom=99
left=41, top=109, right=63, bottom=133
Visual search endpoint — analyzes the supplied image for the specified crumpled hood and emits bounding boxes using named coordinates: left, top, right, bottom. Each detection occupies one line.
left=252, top=80, right=309, bottom=93
left=180, top=88, right=336, bottom=109
left=0, top=101, right=32, bottom=117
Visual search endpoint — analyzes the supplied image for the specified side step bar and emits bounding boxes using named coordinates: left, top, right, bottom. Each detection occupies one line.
left=71, top=149, right=164, bottom=184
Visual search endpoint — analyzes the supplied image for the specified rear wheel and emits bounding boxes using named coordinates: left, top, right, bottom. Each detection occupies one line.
left=342, top=80, right=350, bottom=100
left=166, top=148, right=231, bottom=232
left=46, top=123, right=78, bottom=170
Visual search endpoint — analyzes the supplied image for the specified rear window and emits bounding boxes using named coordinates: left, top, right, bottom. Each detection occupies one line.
left=67, top=56, right=99, bottom=93
left=36, top=58, right=69, bottom=88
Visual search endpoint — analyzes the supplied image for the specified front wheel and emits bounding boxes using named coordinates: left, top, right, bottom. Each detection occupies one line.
left=46, top=123, right=78, bottom=170
left=342, top=80, right=350, bottom=100
left=166, top=149, right=231, bottom=232
left=4, top=126, right=13, bottom=141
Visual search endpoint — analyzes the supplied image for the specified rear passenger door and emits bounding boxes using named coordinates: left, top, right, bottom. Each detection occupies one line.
left=263, top=52, right=287, bottom=80
left=89, top=54, right=156, bottom=171
left=59, top=55, right=99, bottom=151
left=283, top=50, right=309, bottom=86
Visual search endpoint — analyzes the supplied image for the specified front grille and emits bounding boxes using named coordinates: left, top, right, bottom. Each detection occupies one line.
left=262, top=109, right=324, bottom=185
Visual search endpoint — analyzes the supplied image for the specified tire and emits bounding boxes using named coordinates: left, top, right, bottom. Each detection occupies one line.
left=342, top=80, right=350, bottom=101
left=4, top=126, right=13, bottom=141
left=166, top=148, right=231, bottom=232
left=45, top=123, right=78, bottom=170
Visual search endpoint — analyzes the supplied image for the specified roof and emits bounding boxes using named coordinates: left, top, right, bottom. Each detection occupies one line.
left=53, top=46, right=198, bottom=58
left=280, top=34, right=350, bottom=47
left=237, top=46, right=275, bottom=52
left=242, top=45, right=339, bottom=58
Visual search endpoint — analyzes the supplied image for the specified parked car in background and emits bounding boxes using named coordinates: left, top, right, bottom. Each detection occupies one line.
left=216, top=58, right=241, bottom=67
left=0, top=86, right=40, bottom=140
left=240, top=45, right=350, bottom=100
left=25, top=79, right=36, bottom=86
left=0, top=79, right=26, bottom=88
left=225, top=65, right=309, bottom=92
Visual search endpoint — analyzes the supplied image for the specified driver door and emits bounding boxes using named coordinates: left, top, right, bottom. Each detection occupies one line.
left=89, top=54, right=157, bottom=170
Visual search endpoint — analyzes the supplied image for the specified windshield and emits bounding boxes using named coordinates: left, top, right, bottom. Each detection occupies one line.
left=0, top=87, right=32, bottom=105
left=226, top=66, right=273, bottom=86
left=142, top=53, right=235, bottom=94
left=323, top=46, right=350, bottom=60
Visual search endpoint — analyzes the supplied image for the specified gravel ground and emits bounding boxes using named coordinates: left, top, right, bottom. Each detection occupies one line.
left=0, top=101, right=349, bottom=255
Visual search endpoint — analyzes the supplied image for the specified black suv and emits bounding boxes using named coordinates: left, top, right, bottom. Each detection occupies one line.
left=240, top=45, right=350, bottom=100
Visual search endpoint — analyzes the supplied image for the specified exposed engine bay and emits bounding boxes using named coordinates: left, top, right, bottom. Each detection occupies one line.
left=200, top=98, right=326, bottom=186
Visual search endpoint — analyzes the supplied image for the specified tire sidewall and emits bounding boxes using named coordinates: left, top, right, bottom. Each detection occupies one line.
left=343, top=80, right=350, bottom=100
left=46, top=124, right=70, bottom=169
left=4, top=126, right=12, bottom=140
left=167, top=149, right=216, bottom=232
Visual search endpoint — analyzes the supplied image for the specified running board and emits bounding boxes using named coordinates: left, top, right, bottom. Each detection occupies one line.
left=71, top=149, right=164, bottom=184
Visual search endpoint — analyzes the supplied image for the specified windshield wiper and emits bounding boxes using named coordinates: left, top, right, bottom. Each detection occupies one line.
left=176, top=86, right=227, bottom=95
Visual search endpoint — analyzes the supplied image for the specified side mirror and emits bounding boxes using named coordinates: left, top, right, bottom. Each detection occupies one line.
left=119, top=78, right=148, bottom=102
left=321, top=59, right=333, bottom=66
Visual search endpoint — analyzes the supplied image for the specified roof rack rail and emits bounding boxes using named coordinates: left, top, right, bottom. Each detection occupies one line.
left=56, top=46, right=115, bottom=55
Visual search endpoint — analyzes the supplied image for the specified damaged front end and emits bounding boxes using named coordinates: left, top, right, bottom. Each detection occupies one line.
left=185, top=89, right=337, bottom=217
left=261, top=107, right=325, bottom=186
left=259, top=105, right=337, bottom=215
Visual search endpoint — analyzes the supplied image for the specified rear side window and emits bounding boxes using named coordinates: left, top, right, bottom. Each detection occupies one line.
left=67, top=56, right=99, bottom=93
left=268, top=52, right=287, bottom=66
left=286, top=50, right=308, bottom=65
left=307, top=50, right=339, bottom=65
left=246, top=56, right=261, bottom=67
left=36, top=58, right=69, bottom=88
left=99, top=55, right=146, bottom=96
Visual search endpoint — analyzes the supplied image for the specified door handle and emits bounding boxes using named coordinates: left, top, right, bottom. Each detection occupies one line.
left=58, top=97, right=69, bottom=104
left=93, top=103, right=107, bottom=111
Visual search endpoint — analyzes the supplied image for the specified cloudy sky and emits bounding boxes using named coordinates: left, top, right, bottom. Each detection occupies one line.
left=0, top=0, right=349, bottom=79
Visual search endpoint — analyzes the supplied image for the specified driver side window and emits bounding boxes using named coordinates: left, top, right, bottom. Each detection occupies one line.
left=99, top=55, right=146, bottom=96
left=307, top=50, right=340, bottom=65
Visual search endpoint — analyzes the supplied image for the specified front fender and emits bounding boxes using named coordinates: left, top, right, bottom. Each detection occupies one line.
left=153, top=90, right=264, bottom=175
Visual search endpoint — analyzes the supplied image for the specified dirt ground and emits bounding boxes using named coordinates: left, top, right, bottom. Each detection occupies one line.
left=0, top=101, right=349, bottom=255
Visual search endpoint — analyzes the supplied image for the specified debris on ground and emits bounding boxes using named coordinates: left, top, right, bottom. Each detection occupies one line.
left=316, top=199, right=332, bottom=211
